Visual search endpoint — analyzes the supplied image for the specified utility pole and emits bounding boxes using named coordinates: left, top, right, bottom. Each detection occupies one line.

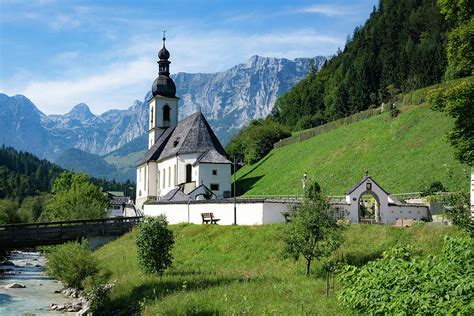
left=233, top=156, right=237, bottom=225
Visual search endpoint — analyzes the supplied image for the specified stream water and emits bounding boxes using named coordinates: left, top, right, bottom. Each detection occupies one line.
left=0, top=251, right=72, bottom=316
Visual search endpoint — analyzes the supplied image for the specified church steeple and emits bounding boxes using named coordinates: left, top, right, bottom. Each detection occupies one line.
left=148, top=32, right=179, bottom=149
left=151, top=31, right=176, bottom=98
left=158, top=31, right=170, bottom=76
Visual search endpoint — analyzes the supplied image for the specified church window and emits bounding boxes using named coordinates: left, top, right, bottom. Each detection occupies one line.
left=210, top=183, right=219, bottom=191
left=163, top=105, right=170, bottom=126
left=157, top=171, right=160, bottom=189
left=168, top=166, right=171, bottom=187
left=174, top=165, right=177, bottom=185
left=162, top=169, right=166, bottom=188
left=173, top=137, right=180, bottom=147
left=150, top=107, right=154, bottom=125
left=144, top=167, right=147, bottom=191
left=186, top=164, right=192, bottom=182
left=212, top=169, right=217, bottom=175
left=138, top=168, right=142, bottom=182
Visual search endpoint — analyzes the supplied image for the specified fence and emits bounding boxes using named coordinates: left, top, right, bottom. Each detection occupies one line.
left=274, top=107, right=383, bottom=149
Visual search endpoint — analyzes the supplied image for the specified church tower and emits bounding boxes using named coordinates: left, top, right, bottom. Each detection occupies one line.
left=148, top=33, right=179, bottom=149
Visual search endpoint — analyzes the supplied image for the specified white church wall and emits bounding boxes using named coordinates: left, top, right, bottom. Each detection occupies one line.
left=177, top=153, right=201, bottom=184
left=156, top=157, right=179, bottom=196
left=197, top=163, right=231, bottom=198
left=143, top=201, right=291, bottom=225
left=136, top=165, right=147, bottom=210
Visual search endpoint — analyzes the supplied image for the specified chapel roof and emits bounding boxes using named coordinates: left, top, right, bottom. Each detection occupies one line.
left=346, top=176, right=390, bottom=196
left=137, top=111, right=231, bottom=166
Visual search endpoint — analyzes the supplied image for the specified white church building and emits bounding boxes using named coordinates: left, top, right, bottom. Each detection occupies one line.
left=136, top=36, right=231, bottom=210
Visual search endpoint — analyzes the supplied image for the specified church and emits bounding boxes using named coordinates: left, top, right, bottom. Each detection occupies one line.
left=135, top=36, right=232, bottom=210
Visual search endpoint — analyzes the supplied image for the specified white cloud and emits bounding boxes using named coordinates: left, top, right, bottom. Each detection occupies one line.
left=297, top=4, right=354, bottom=17
left=1, top=29, right=343, bottom=115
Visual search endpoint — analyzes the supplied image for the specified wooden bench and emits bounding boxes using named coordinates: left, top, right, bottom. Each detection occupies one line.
left=201, top=213, right=220, bottom=225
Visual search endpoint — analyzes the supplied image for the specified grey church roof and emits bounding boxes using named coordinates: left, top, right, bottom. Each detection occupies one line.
left=161, top=188, right=189, bottom=202
left=137, top=112, right=231, bottom=166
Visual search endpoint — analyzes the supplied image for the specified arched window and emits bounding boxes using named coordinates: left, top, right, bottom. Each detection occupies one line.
left=186, top=164, right=192, bottom=183
left=150, top=107, right=154, bottom=125
left=163, top=105, right=170, bottom=126
left=162, top=169, right=166, bottom=189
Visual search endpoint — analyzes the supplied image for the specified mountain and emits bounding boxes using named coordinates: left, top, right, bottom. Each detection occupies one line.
left=173, top=55, right=326, bottom=143
left=0, top=55, right=323, bottom=181
left=55, top=148, right=128, bottom=182
left=0, top=93, right=148, bottom=160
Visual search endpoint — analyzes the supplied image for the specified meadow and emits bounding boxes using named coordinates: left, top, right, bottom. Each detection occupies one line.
left=235, top=105, right=469, bottom=196
left=94, top=224, right=460, bottom=314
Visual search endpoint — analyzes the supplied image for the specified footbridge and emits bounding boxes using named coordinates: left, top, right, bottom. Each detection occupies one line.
left=0, top=216, right=141, bottom=249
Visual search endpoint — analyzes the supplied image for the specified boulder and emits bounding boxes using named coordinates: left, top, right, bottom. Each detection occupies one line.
left=5, top=283, right=26, bottom=289
left=1, top=261, right=15, bottom=266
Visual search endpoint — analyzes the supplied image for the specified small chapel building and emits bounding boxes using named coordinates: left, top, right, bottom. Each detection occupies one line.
left=136, top=36, right=231, bottom=209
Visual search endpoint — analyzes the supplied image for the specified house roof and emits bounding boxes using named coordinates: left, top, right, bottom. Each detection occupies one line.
left=188, top=184, right=215, bottom=200
left=161, top=188, right=190, bottom=202
left=346, top=176, right=390, bottom=196
left=137, top=112, right=230, bottom=165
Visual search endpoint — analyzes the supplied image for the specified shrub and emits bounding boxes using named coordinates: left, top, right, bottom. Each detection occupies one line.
left=45, top=241, right=98, bottom=288
left=136, top=215, right=174, bottom=275
left=337, top=236, right=474, bottom=314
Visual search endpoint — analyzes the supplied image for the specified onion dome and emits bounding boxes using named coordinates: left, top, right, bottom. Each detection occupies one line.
left=152, top=31, right=176, bottom=98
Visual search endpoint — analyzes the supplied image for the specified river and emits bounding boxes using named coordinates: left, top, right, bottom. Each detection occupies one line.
left=0, top=251, right=72, bottom=315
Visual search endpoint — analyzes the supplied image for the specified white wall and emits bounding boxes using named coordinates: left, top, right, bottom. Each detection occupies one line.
left=385, top=205, right=429, bottom=224
left=144, top=201, right=292, bottom=225
left=148, top=97, right=179, bottom=148
left=197, top=163, right=231, bottom=198
left=156, top=157, right=179, bottom=196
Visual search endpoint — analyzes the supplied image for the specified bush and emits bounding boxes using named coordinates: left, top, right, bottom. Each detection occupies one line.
left=0, top=199, right=20, bottom=224
left=136, top=215, right=174, bottom=275
left=45, top=241, right=98, bottom=288
left=337, top=236, right=474, bottom=314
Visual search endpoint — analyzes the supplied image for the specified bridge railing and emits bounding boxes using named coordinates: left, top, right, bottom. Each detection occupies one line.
left=0, top=216, right=142, bottom=248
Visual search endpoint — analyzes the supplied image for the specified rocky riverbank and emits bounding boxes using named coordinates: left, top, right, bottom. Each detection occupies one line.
left=0, top=251, right=85, bottom=315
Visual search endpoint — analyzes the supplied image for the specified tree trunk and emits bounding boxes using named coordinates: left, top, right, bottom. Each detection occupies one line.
left=305, top=258, right=311, bottom=276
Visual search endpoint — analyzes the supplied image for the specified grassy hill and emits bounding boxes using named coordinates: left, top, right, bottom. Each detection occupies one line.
left=235, top=103, right=469, bottom=196
left=94, top=224, right=460, bottom=314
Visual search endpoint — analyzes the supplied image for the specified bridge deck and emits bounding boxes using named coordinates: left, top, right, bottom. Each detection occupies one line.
left=0, top=216, right=141, bottom=249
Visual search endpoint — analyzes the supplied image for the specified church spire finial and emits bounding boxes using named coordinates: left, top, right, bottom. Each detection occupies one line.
left=162, top=30, right=166, bottom=47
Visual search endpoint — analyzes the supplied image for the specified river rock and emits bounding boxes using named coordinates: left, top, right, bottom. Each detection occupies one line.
left=5, top=283, right=26, bottom=289
left=77, top=306, right=90, bottom=316
left=1, top=260, right=15, bottom=266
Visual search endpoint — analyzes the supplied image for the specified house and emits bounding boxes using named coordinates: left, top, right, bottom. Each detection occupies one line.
left=136, top=35, right=232, bottom=210
left=105, top=191, right=139, bottom=217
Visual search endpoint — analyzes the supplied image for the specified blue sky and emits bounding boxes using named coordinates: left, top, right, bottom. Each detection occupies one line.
left=0, top=0, right=377, bottom=115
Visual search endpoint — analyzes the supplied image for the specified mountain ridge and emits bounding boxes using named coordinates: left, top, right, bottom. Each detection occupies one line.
left=0, top=55, right=324, bottom=181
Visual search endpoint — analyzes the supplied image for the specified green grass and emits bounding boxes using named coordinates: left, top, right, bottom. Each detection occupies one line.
left=94, top=224, right=461, bottom=315
left=235, top=78, right=473, bottom=197
left=235, top=105, right=469, bottom=196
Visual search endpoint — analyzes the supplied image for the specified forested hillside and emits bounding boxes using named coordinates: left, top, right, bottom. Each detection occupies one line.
left=0, top=146, right=135, bottom=202
left=272, top=0, right=449, bottom=129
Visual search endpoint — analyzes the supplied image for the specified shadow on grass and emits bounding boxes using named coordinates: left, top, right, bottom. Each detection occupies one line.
left=342, top=250, right=384, bottom=267
left=236, top=176, right=264, bottom=195
left=237, top=153, right=273, bottom=179
left=107, top=275, right=244, bottom=314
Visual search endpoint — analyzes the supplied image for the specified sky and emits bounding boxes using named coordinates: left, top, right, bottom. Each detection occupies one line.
left=0, top=0, right=378, bottom=115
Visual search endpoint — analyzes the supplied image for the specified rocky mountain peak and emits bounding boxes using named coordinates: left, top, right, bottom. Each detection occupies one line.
left=65, top=103, right=95, bottom=121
